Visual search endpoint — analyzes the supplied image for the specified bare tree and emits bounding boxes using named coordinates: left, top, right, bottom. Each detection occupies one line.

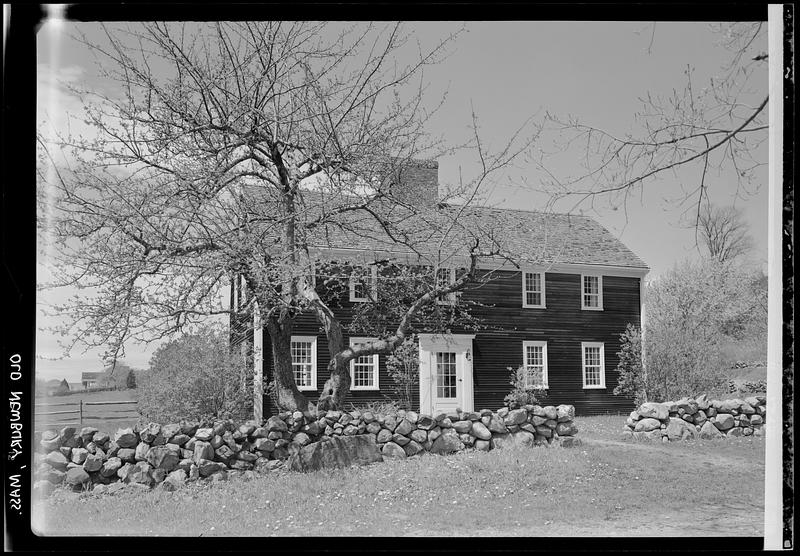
left=697, top=203, right=754, bottom=262
left=38, top=22, right=538, bottom=413
left=533, top=22, right=767, bottom=221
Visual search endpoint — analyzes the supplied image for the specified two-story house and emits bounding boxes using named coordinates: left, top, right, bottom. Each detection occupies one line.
left=233, top=160, right=649, bottom=417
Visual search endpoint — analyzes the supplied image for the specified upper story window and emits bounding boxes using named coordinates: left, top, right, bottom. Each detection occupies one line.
left=349, top=337, right=380, bottom=390
left=522, top=271, right=546, bottom=308
left=291, top=336, right=317, bottom=391
left=522, top=341, right=548, bottom=389
left=581, top=274, right=603, bottom=310
left=581, top=342, right=606, bottom=389
left=435, top=267, right=457, bottom=305
left=349, top=265, right=378, bottom=303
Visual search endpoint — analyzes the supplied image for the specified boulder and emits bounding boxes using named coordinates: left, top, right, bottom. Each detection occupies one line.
left=410, top=429, right=428, bottom=444
left=713, top=413, right=736, bottom=431
left=470, top=421, right=492, bottom=441
left=65, top=466, right=90, bottom=487
left=490, top=433, right=512, bottom=449
left=676, top=398, right=699, bottom=415
left=134, top=442, right=150, bottom=461
left=555, top=421, right=578, bottom=436
left=194, top=428, right=214, bottom=441
left=59, top=426, right=76, bottom=442
left=197, top=459, right=225, bottom=477
left=534, top=425, right=552, bottom=438
left=487, top=416, right=508, bottom=434
left=693, top=410, right=708, bottom=426
left=427, top=428, right=441, bottom=443
left=556, top=405, right=576, bottom=422
left=394, top=419, right=414, bottom=436
left=726, top=427, right=743, bottom=437
left=391, top=433, right=410, bottom=447
left=452, top=420, right=473, bottom=434
left=376, top=428, right=393, bottom=444
left=193, top=441, right=215, bottom=463
left=430, top=430, right=464, bottom=455
left=504, top=409, right=528, bottom=426
left=403, top=440, right=423, bottom=457
left=114, top=428, right=138, bottom=449
left=160, top=469, right=187, bottom=492
left=40, top=431, right=61, bottom=452
left=699, top=421, right=725, bottom=439
left=101, top=457, right=122, bottom=478
left=293, top=432, right=311, bottom=446
left=719, top=399, right=744, bottom=413
left=638, top=402, right=669, bottom=420
left=253, top=438, right=275, bottom=453
left=129, top=461, right=154, bottom=486
left=665, top=417, right=697, bottom=441
left=83, top=453, right=104, bottom=473
left=511, top=430, right=535, bottom=447
left=542, top=406, right=558, bottom=420
left=381, top=442, right=407, bottom=460
left=44, top=451, right=69, bottom=471
left=694, top=394, right=710, bottom=410
left=749, top=414, right=764, bottom=426
left=139, top=423, right=162, bottom=444
left=146, top=445, right=180, bottom=471
left=634, top=418, right=662, bottom=432
left=286, top=435, right=383, bottom=472
left=79, top=427, right=99, bottom=444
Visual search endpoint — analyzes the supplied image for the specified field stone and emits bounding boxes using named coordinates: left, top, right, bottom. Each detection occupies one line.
left=210, top=435, right=224, bottom=450
left=504, top=409, right=528, bottom=426
left=376, top=428, right=393, bottom=443
left=699, top=421, right=725, bottom=439
left=194, top=428, right=214, bottom=442
left=474, top=439, right=491, bottom=452
left=114, top=428, right=138, bottom=449
left=726, top=427, right=743, bottom=437
left=40, top=431, right=61, bottom=452
left=61, top=434, right=82, bottom=449
left=134, top=442, right=150, bottom=461
left=59, top=426, right=76, bottom=442
left=151, top=468, right=167, bottom=483
left=197, top=459, right=224, bottom=477
left=101, top=457, right=122, bottom=477
left=79, top=427, right=99, bottom=444
left=139, top=423, right=161, bottom=443
left=342, top=424, right=358, bottom=436
left=452, top=420, right=473, bottom=434
left=410, top=429, right=428, bottom=444
left=638, top=402, right=669, bottom=420
left=146, top=445, right=180, bottom=471
left=742, top=427, right=754, bottom=436
left=65, top=466, right=90, bottom=487
left=665, top=417, right=697, bottom=441
left=706, top=407, right=717, bottom=418
left=287, top=435, right=383, bottom=473
left=381, top=442, right=407, bottom=460
left=713, top=413, right=736, bottom=431
left=750, top=414, right=764, bottom=426
left=268, top=431, right=283, bottom=440
left=45, top=451, right=69, bottom=471
left=555, top=421, right=578, bottom=436
left=470, top=421, right=492, bottom=441
left=59, top=446, right=72, bottom=459
left=487, top=416, right=508, bottom=434
left=556, top=405, right=576, bottom=422
left=416, top=415, right=436, bottom=430
left=511, top=430, right=535, bottom=447
left=427, top=428, right=442, bottom=443
left=534, top=425, right=552, bottom=438
left=129, top=461, right=154, bottom=486
left=83, top=453, right=103, bottom=473
left=634, top=418, right=662, bottom=432
left=430, top=430, right=463, bottom=455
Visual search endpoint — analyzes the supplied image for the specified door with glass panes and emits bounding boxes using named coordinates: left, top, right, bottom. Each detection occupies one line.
left=431, top=350, right=461, bottom=412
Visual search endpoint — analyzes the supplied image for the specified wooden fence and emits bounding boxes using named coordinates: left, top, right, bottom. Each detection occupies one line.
left=35, top=399, right=138, bottom=433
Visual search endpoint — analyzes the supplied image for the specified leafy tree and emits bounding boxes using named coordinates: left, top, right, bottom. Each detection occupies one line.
left=125, top=369, right=137, bottom=390
left=612, top=324, right=646, bottom=405
left=643, top=258, right=764, bottom=400
left=38, top=21, right=538, bottom=413
left=137, top=327, right=252, bottom=423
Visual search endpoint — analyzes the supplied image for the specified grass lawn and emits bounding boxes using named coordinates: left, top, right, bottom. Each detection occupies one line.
left=33, top=415, right=765, bottom=537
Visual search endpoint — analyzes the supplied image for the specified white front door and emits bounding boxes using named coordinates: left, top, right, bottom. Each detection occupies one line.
left=418, top=334, right=475, bottom=415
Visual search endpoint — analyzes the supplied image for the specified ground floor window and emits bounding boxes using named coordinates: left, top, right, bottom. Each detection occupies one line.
left=349, top=337, right=380, bottom=390
left=522, top=341, right=548, bottom=388
left=291, top=336, right=317, bottom=391
left=581, top=342, right=606, bottom=388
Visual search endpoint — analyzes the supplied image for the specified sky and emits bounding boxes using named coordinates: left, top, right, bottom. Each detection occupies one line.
left=34, top=18, right=769, bottom=382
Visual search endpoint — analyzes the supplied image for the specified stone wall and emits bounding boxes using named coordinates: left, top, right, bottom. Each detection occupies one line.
left=33, top=404, right=579, bottom=497
left=622, top=395, right=766, bottom=442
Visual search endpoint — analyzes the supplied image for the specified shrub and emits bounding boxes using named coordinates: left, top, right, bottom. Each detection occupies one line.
left=613, top=324, right=647, bottom=405
left=138, top=327, right=253, bottom=423
left=347, top=399, right=404, bottom=415
left=503, top=366, right=547, bottom=409
left=385, top=338, right=419, bottom=410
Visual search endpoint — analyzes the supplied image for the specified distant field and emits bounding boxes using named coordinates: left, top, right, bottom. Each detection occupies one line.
left=34, top=389, right=140, bottom=433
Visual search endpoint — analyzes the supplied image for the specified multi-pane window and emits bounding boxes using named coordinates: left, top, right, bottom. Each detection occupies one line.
left=349, top=337, right=379, bottom=390
left=349, top=265, right=378, bottom=302
left=522, top=341, right=548, bottom=388
left=435, top=352, right=457, bottom=398
left=582, top=275, right=603, bottom=310
left=522, top=271, right=545, bottom=308
left=435, top=267, right=457, bottom=304
left=291, top=336, right=317, bottom=391
left=582, top=342, right=605, bottom=388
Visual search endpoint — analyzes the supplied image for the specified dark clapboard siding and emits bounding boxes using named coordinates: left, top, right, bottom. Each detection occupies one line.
left=259, top=269, right=642, bottom=417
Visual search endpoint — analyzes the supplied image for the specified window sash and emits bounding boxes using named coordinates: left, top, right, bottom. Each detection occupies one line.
left=523, top=341, right=548, bottom=388
left=350, top=266, right=377, bottom=302
left=435, top=351, right=457, bottom=398
left=290, top=337, right=317, bottom=390
left=582, top=343, right=605, bottom=388
left=522, top=271, right=545, bottom=307
left=349, top=337, right=379, bottom=390
left=435, top=267, right=457, bottom=304
left=581, top=275, right=602, bottom=309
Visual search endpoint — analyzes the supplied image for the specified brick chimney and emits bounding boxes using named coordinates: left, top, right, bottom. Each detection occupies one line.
left=385, top=159, right=439, bottom=207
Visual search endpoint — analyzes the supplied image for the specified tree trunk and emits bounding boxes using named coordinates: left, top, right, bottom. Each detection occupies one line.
left=265, top=316, right=313, bottom=414
left=318, top=353, right=352, bottom=412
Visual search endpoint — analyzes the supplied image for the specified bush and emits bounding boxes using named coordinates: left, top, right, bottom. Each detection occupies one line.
left=385, top=338, right=419, bottom=410
left=613, top=324, right=646, bottom=405
left=503, top=366, right=547, bottom=409
left=137, top=327, right=253, bottom=423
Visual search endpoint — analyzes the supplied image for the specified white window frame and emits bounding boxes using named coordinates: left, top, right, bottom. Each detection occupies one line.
left=522, top=341, right=549, bottom=389
left=349, top=337, right=380, bottom=391
left=581, top=274, right=604, bottom=311
left=290, top=335, right=317, bottom=391
left=349, top=265, right=378, bottom=303
left=521, top=270, right=546, bottom=308
left=435, top=267, right=458, bottom=305
left=581, top=342, right=606, bottom=389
